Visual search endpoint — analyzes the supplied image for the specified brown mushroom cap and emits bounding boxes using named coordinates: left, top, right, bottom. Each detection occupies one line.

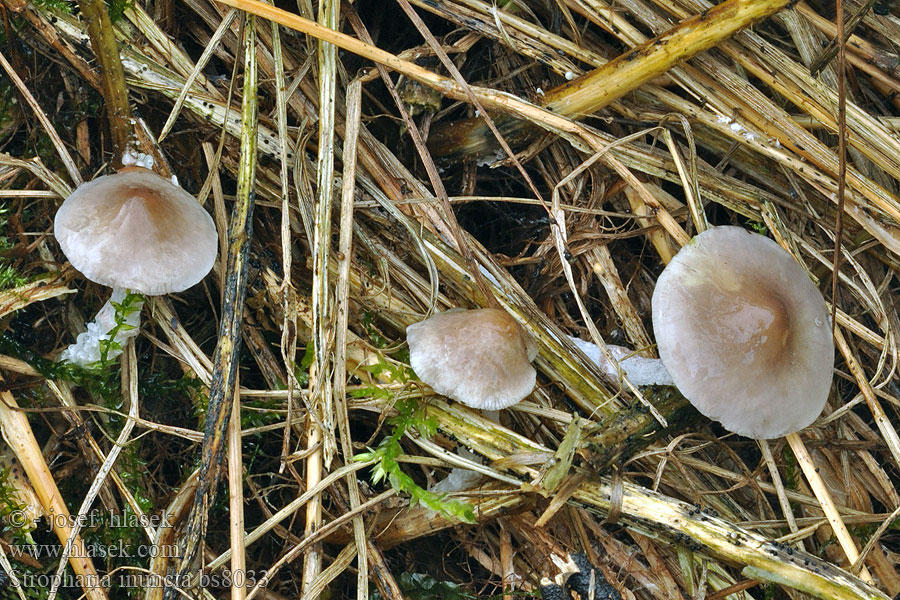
left=54, top=168, right=217, bottom=295
left=407, top=308, right=538, bottom=410
left=651, top=226, right=834, bottom=439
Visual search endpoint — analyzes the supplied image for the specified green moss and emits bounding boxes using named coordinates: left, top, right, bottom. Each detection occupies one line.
left=748, top=220, right=769, bottom=235
left=848, top=516, right=900, bottom=540
left=354, top=395, right=476, bottom=524
left=239, top=396, right=283, bottom=430
left=780, top=444, right=799, bottom=490
left=0, top=332, right=122, bottom=401
left=96, top=291, right=143, bottom=366
left=79, top=505, right=155, bottom=599
left=0, top=205, right=26, bottom=292
left=370, top=572, right=475, bottom=600
left=104, top=0, right=132, bottom=22
left=361, top=310, right=390, bottom=349
left=31, top=0, right=132, bottom=20
left=0, top=564, right=51, bottom=600
left=0, top=467, right=33, bottom=545
left=0, top=264, right=26, bottom=291
left=291, top=342, right=314, bottom=388
left=0, top=466, right=50, bottom=600
left=112, top=445, right=152, bottom=514
left=30, top=0, right=74, bottom=15
left=0, top=78, right=23, bottom=136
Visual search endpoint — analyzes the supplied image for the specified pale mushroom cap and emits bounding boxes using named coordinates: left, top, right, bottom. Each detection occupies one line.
left=54, top=169, right=218, bottom=295
left=651, top=226, right=834, bottom=439
left=407, top=308, right=537, bottom=410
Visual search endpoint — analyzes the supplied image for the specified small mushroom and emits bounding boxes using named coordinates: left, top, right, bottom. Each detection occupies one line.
left=55, top=166, right=218, bottom=365
left=651, top=226, right=833, bottom=439
left=406, top=308, right=537, bottom=410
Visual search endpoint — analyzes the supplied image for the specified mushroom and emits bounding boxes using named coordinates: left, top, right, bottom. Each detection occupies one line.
left=650, top=226, right=876, bottom=577
left=406, top=308, right=537, bottom=410
left=55, top=166, right=218, bottom=365
left=651, top=226, right=833, bottom=439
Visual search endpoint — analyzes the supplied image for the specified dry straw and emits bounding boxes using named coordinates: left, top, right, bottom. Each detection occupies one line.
left=0, top=0, right=899, bottom=598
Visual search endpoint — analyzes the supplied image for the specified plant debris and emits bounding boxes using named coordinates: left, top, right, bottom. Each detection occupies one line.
left=0, top=0, right=899, bottom=599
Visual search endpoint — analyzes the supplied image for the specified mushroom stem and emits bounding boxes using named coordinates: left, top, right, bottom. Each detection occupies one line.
left=428, top=412, right=499, bottom=495
left=567, top=336, right=674, bottom=387
left=59, top=288, right=144, bottom=367
left=784, top=432, right=873, bottom=583
left=428, top=445, right=484, bottom=494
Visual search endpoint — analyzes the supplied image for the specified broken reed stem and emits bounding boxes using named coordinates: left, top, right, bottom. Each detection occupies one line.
left=832, top=326, right=900, bottom=472
left=268, top=0, right=297, bottom=474
left=587, top=387, right=698, bottom=471
left=0, top=49, right=81, bottom=185
left=228, top=379, right=246, bottom=600
left=575, top=478, right=887, bottom=600
left=302, top=0, right=339, bottom=591
left=332, top=494, right=527, bottom=549
left=830, top=0, right=847, bottom=341
left=166, top=15, right=258, bottom=600
left=333, top=79, right=369, bottom=600
left=0, top=280, right=74, bottom=320
left=338, top=388, right=699, bottom=548
left=808, top=0, right=875, bottom=74
left=426, top=401, right=887, bottom=600
left=75, top=0, right=133, bottom=163
left=364, top=542, right=406, bottom=599
left=758, top=439, right=804, bottom=550
left=210, top=0, right=594, bottom=146
left=500, top=521, right=515, bottom=599
left=157, top=8, right=237, bottom=143
left=0, top=375, right=108, bottom=600
left=547, top=0, right=787, bottom=116
left=144, top=471, right=198, bottom=600
left=784, top=432, right=873, bottom=583
left=426, top=0, right=792, bottom=160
